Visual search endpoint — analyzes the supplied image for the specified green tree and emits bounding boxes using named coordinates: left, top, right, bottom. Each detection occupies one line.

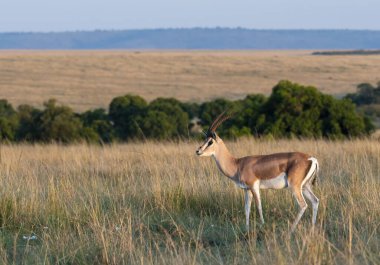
left=258, top=80, right=372, bottom=138
left=0, top=99, right=18, bottom=141
left=198, top=98, right=238, bottom=137
left=235, top=94, right=266, bottom=137
left=142, top=98, right=189, bottom=139
left=320, top=96, right=372, bottom=138
left=15, top=104, right=42, bottom=141
left=80, top=108, right=114, bottom=143
left=35, top=99, right=83, bottom=143
left=260, top=81, right=323, bottom=137
left=180, top=101, right=200, bottom=119
left=109, top=94, right=147, bottom=140
left=345, top=82, right=380, bottom=105
left=345, top=81, right=380, bottom=129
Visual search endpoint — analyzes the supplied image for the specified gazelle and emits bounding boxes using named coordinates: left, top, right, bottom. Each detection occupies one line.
left=195, top=112, right=319, bottom=232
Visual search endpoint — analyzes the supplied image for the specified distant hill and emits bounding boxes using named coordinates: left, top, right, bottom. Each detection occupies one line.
left=1, top=28, right=380, bottom=49
left=313, top=50, right=380, bottom=55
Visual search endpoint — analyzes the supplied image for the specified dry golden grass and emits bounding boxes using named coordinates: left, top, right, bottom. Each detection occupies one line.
left=0, top=139, right=379, bottom=264
left=1, top=50, right=380, bottom=111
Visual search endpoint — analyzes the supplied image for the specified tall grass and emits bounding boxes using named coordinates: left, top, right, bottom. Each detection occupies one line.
left=0, top=139, right=379, bottom=264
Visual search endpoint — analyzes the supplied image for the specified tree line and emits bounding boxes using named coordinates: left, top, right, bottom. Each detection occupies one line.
left=345, top=81, right=380, bottom=128
left=0, top=81, right=375, bottom=143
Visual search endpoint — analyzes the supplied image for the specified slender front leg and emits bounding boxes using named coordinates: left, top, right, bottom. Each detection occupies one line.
left=252, top=181, right=265, bottom=225
left=244, top=189, right=253, bottom=231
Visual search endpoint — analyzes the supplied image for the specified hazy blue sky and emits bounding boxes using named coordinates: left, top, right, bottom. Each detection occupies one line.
left=1, top=0, right=379, bottom=32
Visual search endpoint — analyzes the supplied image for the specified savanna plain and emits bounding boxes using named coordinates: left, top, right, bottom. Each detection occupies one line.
left=0, top=139, right=379, bottom=264
left=1, top=50, right=380, bottom=111
left=0, top=50, right=379, bottom=264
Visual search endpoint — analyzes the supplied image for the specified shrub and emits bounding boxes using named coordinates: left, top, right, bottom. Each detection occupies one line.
left=259, top=81, right=323, bottom=137
left=142, top=98, right=189, bottom=139
left=15, top=104, right=42, bottom=141
left=345, top=81, right=380, bottom=128
left=109, top=94, right=147, bottom=140
left=0, top=99, right=19, bottom=141
left=198, top=98, right=237, bottom=136
left=259, top=80, right=372, bottom=138
left=80, top=108, right=114, bottom=143
left=33, top=99, right=83, bottom=143
left=0, top=81, right=375, bottom=143
left=345, top=82, right=380, bottom=105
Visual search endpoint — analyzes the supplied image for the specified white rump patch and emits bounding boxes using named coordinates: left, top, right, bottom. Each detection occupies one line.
left=301, top=157, right=318, bottom=187
left=260, top=172, right=288, bottom=189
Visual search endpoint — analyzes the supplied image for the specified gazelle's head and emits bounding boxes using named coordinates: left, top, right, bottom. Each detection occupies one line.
left=196, top=111, right=231, bottom=157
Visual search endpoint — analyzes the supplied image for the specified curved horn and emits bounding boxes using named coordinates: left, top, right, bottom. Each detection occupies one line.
left=206, top=110, right=233, bottom=138
left=208, top=110, right=227, bottom=132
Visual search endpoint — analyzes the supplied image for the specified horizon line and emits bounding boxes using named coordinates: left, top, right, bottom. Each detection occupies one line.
left=2, top=27, right=380, bottom=34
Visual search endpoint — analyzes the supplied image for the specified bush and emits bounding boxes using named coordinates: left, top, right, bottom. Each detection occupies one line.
left=180, top=102, right=200, bottom=119
left=109, top=94, right=147, bottom=140
left=345, top=81, right=380, bottom=128
left=259, top=81, right=372, bottom=138
left=259, top=81, right=324, bottom=137
left=15, top=104, right=42, bottom=141
left=198, top=98, right=237, bottom=136
left=0, top=81, right=375, bottom=143
left=0, top=99, right=19, bottom=141
left=142, top=98, right=189, bottom=139
left=235, top=94, right=267, bottom=138
left=345, top=82, right=380, bottom=105
left=39, top=99, right=84, bottom=143
left=80, top=108, right=114, bottom=143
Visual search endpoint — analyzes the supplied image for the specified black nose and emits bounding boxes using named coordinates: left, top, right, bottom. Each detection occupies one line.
left=196, top=150, right=200, bottom=155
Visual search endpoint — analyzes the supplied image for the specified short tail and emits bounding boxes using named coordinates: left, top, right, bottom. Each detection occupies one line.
left=308, top=157, right=319, bottom=185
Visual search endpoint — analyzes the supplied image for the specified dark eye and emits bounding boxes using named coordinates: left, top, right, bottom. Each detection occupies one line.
left=207, top=140, right=213, bottom=146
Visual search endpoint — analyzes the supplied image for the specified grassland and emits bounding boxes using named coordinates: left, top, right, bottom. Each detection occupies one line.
left=1, top=50, right=380, bottom=111
left=0, top=139, right=378, bottom=264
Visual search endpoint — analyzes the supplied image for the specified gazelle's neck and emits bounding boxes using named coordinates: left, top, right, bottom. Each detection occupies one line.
left=212, top=140, right=238, bottom=178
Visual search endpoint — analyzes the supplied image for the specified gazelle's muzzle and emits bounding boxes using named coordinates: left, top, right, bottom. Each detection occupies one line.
left=196, top=147, right=203, bottom=156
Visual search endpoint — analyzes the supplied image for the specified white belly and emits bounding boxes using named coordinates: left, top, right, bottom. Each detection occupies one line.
left=259, top=172, right=288, bottom=189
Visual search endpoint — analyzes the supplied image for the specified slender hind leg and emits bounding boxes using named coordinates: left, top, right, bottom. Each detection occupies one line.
left=290, top=187, right=308, bottom=233
left=303, top=185, right=319, bottom=225
left=252, top=181, right=265, bottom=225
left=244, top=189, right=253, bottom=231
left=288, top=159, right=317, bottom=232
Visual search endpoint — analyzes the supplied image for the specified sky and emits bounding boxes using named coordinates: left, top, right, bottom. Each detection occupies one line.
left=1, top=0, right=380, bottom=32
